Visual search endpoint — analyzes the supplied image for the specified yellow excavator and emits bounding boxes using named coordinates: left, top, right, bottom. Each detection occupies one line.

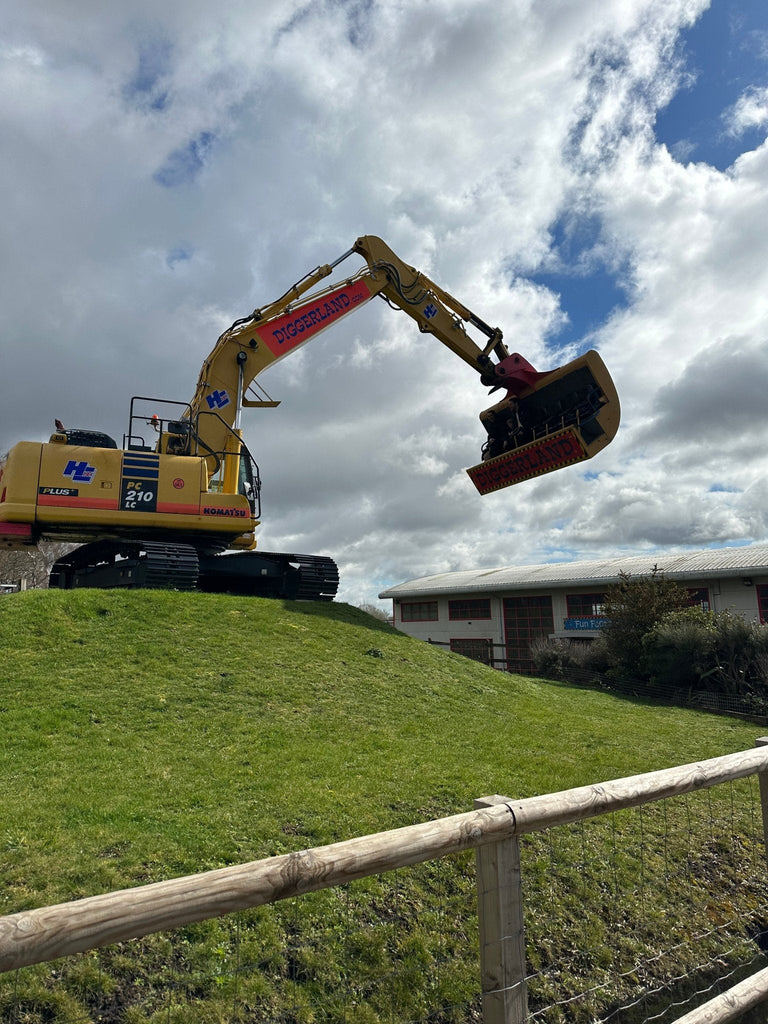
left=0, top=236, right=620, bottom=598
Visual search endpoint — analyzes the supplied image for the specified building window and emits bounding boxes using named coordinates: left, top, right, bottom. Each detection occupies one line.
left=449, top=598, right=492, bottom=620
left=686, top=588, right=710, bottom=611
left=757, top=585, right=768, bottom=624
left=503, top=595, right=554, bottom=673
left=566, top=593, right=606, bottom=618
left=450, top=638, right=494, bottom=665
left=401, top=601, right=438, bottom=622
left=564, top=592, right=608, bottom=632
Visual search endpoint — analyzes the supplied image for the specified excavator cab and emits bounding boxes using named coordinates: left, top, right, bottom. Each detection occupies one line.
left=468, top=349, right=619, bottom=495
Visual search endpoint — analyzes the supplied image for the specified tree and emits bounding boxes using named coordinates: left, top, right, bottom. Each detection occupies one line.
left=601, top=569, right=689, bottom=680
left=356, top=602, right=392, bottom=623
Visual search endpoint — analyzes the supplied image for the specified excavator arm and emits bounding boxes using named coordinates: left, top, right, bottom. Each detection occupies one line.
left=187, top=235, right=620, bottom=493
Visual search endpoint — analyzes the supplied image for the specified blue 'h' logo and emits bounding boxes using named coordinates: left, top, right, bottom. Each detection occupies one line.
left=63, top=460, right=96, bottom=483
left=206, top=389, right=230, bottom=410
left=424, top=303, right=438, bottom=319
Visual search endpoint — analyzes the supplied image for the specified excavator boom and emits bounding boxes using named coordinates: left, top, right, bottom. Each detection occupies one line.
left=184, top=236, right=619, bottom=484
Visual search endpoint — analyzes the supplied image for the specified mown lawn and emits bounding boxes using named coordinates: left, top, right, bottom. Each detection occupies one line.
left=1, top=589, right=766, bottom=1022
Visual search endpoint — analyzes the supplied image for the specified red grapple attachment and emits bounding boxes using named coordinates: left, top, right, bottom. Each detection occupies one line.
left=487, top=352, right=549, bottom=395
left=468, top=349, right=620, bottom=495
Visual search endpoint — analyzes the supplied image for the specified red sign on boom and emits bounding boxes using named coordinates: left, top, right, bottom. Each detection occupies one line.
left=257, top=280, right=372, bottom=357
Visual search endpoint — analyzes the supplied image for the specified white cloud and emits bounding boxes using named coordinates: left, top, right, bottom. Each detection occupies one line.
left=725, top=85, right=768, bottom=137
left=3, top=0, right=768, bottom=609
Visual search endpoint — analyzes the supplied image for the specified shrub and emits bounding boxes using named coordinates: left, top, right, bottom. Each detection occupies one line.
left=576, top=636, right=612, bottom=674
left=752, top=624, right=768, bottom=687
left=530, top=637, right=573, bottom=678
left=707, top=610, right=757, bottom=695
left=530, top=637, right=611, bottom=682
left=643, top=608, right=717, bottom=691
left=644, top=608, right=768, bottom=697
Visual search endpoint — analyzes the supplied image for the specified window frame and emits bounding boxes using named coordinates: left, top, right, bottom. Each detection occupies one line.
left=503, top=594, right=555, bottom=673
left=448, top=598, right=492, bottom=621
left=565, top=593, right=606, bottom=619
left=400, top=600, right=439, bottom=623
left=686, top=587, right=710, bottom=611
left=449, top=637, right=494, bottom=665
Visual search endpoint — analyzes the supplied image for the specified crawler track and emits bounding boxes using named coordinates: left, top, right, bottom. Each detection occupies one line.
left=50, top=542, right=339, bottom=601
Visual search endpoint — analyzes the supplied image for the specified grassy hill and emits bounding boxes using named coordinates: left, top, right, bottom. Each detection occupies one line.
left=1, top=590, right=766, bottom=1023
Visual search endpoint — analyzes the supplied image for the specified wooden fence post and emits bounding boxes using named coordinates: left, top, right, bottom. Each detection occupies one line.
left=755, top=738, right=768, bottom=866
left=475, top=796, right=528, bottom=1024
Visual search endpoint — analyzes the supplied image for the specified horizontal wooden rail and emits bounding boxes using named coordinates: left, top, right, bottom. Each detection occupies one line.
left=672, top=964, right=768, bottom=1023
left=1, top=744, right=767, bottom=974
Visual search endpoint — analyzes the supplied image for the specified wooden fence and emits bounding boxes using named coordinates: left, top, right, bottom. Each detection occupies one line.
left=3, top=741, right=768, bottom=1023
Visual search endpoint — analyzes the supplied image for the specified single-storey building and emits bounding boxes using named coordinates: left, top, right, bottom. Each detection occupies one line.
left=379, top=543, right=768, bottom=673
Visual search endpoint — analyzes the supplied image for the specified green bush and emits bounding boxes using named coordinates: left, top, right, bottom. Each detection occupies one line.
left=709, top=611, right=768, bottom=694
left=642, top=608, right=717, bottom=691
left=643, top=608, right=768, bottom=697
left=530, top=637, right=573, bottom=678
left=530, top=637, right=611, bottom=681
left=577, top=636, right=612, bottom=674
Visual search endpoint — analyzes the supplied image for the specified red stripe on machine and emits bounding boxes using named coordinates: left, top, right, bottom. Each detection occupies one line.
left=156, top=502, right=200, bottom=515
left=0, top=522, right=33, bottom=538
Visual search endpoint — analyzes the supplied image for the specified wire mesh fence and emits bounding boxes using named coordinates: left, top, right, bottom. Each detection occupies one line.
left=508, top=777, right=768, bottom=1023
left=2, top=764, right=768, bottom=1023
left=0, top=858, right=482, bottom=1024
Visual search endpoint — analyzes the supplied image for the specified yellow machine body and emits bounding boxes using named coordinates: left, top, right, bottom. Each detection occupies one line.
left=0, top=439, right=255, bottom=550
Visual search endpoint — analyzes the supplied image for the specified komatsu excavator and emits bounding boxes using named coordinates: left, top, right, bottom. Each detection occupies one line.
left=0, top=236, right=619, bottom=599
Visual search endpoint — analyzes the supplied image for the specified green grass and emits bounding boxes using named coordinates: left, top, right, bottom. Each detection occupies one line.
left=1, top=589, right=767, bottom=1022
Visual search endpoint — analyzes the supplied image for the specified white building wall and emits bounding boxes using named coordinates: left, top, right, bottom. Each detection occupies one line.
left=392, top=593, right=507, bottom=648
left=390, top=575, right=768, bottom=652
left=712, top=578, right=767, bottom=619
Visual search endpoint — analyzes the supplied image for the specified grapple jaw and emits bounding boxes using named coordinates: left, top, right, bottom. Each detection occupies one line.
left=467, top=349, right=620, bottom=495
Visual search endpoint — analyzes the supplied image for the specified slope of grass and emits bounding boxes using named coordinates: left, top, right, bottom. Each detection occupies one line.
left=1, top=589, right=766, bottom=1022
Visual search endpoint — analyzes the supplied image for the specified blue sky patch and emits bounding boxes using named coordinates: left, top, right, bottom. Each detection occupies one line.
left=654, top=0, right=768, bottom=170
left=166, top=245, right=194, bottom=269
left=530, top=213, right=630, bottom=349
left=708, top=483, right=742, bottom=493
left=278, top=0, right=375, bottom=47
left=154, top=132, right=216, bottom=188
left=338, top=0, right=375, bottom=48
left=124, top=37, right=172, bottom=112
left=534, top=265, right=627, bottom=349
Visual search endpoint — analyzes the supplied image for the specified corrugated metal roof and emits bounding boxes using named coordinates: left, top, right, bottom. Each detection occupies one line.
left=378, top=543, right=768, bottom=598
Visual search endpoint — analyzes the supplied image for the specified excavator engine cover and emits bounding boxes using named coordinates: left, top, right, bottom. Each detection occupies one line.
left=467, top=350, right=619, bottom=495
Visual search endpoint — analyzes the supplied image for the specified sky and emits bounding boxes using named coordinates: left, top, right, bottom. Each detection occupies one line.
left=2, top=0, right=768, bottom=610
